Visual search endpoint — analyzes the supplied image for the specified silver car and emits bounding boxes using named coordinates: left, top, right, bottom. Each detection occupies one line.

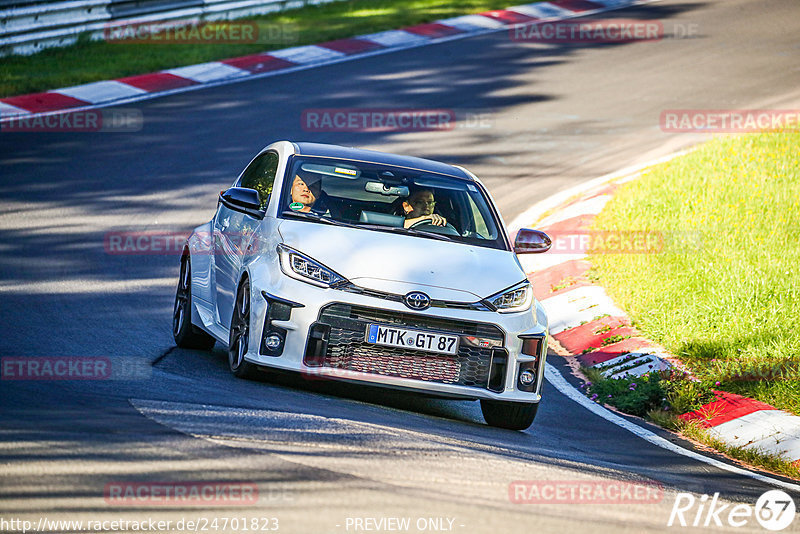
left=173, top=141, right=551, bottom=430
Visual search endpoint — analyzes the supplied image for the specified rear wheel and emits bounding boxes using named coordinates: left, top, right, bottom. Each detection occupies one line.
left=173, top=255, right=216, bottom=350
left=480, top=400, right=539, bottom=430
left=228, top=279, right=259, bottom=379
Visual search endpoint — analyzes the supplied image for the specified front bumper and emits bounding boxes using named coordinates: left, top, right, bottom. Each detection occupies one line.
left=245, top=271, right=548, bottom=403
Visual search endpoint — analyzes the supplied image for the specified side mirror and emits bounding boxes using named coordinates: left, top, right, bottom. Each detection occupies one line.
left=514, top=228, right=551, bottom=254
left=220, top=187, right=263, bottom=217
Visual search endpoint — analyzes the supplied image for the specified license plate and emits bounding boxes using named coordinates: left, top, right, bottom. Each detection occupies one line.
left=365, top=324, right=459, bottom=355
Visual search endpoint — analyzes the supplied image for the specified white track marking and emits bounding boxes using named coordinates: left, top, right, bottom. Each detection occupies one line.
left=269, top=44, right=346, bottom=64
left=56, top=80, right=147, bottom=104
left=437, top=14, right=506, bottom=31
left=541, top=286, right=626, bottom=335
left=0, top=101, right=31, bottom=117
left=360, top=30, right=430, bottom=47
left=511, top=2, right=574, bottom=18
left=166, top=62, right=250, bottom=83
left=708, top=411, right=800, bottom=462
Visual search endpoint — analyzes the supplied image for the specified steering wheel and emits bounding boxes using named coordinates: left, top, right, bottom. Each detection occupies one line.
left=409, top=219, right=460, bottom=236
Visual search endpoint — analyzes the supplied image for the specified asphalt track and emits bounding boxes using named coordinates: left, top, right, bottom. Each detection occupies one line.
left=2, top=0, right=800, bottom=531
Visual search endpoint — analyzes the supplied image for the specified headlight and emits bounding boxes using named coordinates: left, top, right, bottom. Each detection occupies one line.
left=278, top=244, right=345, bottom=287
left=486, top=281, right=533, bottom=313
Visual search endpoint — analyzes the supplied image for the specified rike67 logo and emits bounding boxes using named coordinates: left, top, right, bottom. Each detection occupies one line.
left=668, top=490, right=796, bottom=531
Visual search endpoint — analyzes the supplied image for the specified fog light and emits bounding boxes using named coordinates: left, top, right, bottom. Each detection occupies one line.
left=519, top=370, right=535, bottom=387
left=264, top=334, right=282, bottom=350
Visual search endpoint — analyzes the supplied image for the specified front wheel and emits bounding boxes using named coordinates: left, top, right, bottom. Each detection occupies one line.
left=480, top=400, right=539, bottom=430
left=228, top=279, right=259, bottom=379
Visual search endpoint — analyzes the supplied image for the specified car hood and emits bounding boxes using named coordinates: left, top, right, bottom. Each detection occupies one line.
left=277, top=219, right=525, bottom=302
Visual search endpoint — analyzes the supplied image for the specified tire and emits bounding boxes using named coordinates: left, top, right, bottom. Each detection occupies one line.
left=173, top=254, right=216, bottom=350
left=480, top=400, right=539, bottom=430
left=228, top=278, right=260, bottom=379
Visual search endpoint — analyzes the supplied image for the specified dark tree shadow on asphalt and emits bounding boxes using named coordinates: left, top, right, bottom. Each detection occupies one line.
left=0, top=1, right=705, bottom=357
left=0, top=1, right=735, bottom=514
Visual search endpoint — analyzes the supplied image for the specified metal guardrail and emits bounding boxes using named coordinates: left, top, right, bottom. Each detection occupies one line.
left=0, top=0, right=59, bottom=8
left=108, top=0, right=204, bottom=18
left=0, top=0, right=337, bottom=56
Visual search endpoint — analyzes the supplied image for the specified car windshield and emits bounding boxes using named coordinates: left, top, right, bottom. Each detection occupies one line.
left=278, top=156, right=507, bottom=250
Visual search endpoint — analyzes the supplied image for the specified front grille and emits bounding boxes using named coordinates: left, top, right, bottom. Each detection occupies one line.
left=315, top=303, right=504, bottom=389
left=334, top=282, right=491, bottom=311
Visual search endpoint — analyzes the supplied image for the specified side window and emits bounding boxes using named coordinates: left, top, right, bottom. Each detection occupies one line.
left=239, top=152, right=279, bottom=209
left=468, top=194, right=494, bottom=238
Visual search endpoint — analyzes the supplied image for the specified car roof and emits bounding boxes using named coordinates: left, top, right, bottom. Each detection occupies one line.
left=292, top=142, right=472, bottom=180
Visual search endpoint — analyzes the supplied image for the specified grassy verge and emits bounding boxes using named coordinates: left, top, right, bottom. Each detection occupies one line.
left=589, top=132, right=800, bottom=415
left=572, top=131, right=800, bottom=478
left=1, top=0, right=523, bottom=98
left=580, top=367, right=715, bottom=417
left=579, top=369, right=800, bottom=480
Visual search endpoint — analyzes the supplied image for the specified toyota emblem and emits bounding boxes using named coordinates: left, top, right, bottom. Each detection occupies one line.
left=403, top=291, right=431, bottom=311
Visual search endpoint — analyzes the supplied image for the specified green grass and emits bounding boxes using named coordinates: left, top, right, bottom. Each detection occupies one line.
left=580, top=367, right=715, bottom=418
left=0, top=0, right=525, bottom=97
left=580, top=368, right=668, bottom=417
left=590, top=132, right=800, bottom=415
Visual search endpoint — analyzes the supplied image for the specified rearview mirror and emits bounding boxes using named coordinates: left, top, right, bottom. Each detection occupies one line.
left=365, top=182, right=409, bottom=196
left=514, top=228, right=551, bottom=254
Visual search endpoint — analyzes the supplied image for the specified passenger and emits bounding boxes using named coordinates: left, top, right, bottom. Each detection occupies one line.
left=289, top=173, right=321, bottom=213
left=401, top=188, right=447, bottom=228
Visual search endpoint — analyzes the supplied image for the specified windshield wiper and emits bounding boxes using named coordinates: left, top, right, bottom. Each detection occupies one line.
left=281, top=210, right=361, bottom=229
left=360, top=225, right=455, bottom=242
left=282, top=211, right=454, bottom=241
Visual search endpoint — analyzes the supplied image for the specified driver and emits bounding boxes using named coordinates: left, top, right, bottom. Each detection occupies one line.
left=401, top=189, right=447, bottom=228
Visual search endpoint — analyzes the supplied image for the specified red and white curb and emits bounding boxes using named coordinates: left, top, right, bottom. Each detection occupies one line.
left=516, top=176, right=677, bottom=379
left=681, top=393, right=800, bottom=464
left=512, top=156, right=800, bottom=466
left=0, top=0, right=650, bottom=122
